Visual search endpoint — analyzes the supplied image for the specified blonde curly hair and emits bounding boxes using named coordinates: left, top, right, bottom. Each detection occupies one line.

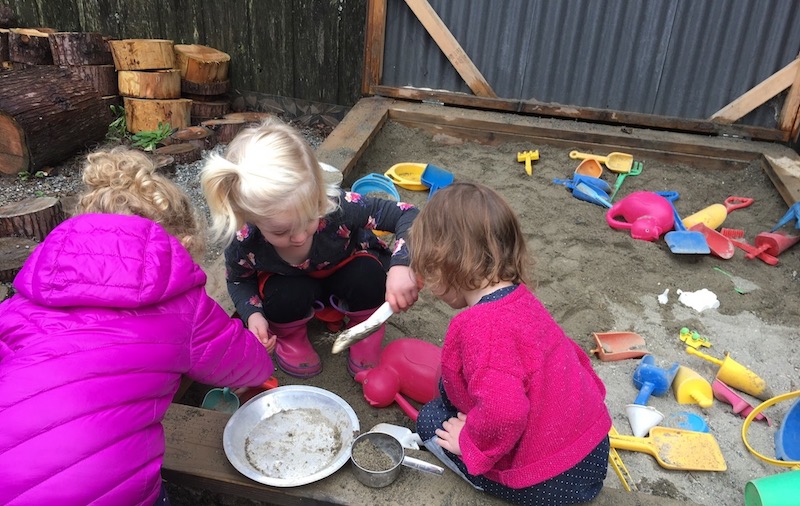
left=76, top=146, right=205, bottom=259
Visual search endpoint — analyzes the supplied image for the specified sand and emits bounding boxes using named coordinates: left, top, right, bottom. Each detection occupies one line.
left=198, top=119, right=800, bottom=505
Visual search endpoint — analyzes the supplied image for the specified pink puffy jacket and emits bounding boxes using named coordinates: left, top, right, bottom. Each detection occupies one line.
left=0, top=214, right=273, bottom=506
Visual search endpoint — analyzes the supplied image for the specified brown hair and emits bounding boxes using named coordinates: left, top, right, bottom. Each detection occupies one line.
left=409, top=182, right=530, bottom=292
left=77, top=146, right=205, bottom=259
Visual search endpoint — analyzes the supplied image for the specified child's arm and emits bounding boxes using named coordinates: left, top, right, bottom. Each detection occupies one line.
left=223, top=231, right=264, bottom=324
left=186, top=286, right=274, bottom=388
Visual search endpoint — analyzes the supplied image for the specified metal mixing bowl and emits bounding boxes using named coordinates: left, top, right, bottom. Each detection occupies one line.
left=223, top=385, right=360, bottom=487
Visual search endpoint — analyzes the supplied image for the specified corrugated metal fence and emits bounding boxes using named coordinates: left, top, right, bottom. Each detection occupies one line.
left=381, top=0, right=800, bottom=128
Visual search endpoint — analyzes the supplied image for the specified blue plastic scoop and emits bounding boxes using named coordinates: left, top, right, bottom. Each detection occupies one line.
left=201, top=386, right=240, bottom=414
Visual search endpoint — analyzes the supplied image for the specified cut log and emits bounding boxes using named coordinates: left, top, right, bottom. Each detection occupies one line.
left=118, top=69, right=180, bottom=99
left=223, top=112, right=273, bottom=124
left=123, top=97, right=191, bottom=133
left=48, top=32, right=113, bottom=66
left=163, top=126, right=217, bottom=151
left=109, top=39, right=175, bottom=71
left=0, top=66, right=110, bottom=175
left=173, top=44, right=230, bottom=82
left=191, top=99, right=230, bottom=122
left=9, top=28, right=53, bottom=65
left=152, top=154, right=176, bottom=174
left=63, top=64, right=118, bottom=95
left=154, top=143, right=201, bottom=165
left=0, top=196, right=65, bottom=241
left=0, top=236, right=39, bottom=283
left=181, top=78, right=230, bottom=96
left=0, top=29, right=9, bottom=62
left=200, top=118, right=246, bottom=143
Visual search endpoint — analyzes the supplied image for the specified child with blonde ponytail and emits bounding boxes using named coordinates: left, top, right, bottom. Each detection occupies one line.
left=201, top=118, right=420, bottom=378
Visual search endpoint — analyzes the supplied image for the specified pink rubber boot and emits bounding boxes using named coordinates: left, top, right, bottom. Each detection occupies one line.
left=343, top=306, right=386, bottom=377
left=269, top=312, right=322, bottom=378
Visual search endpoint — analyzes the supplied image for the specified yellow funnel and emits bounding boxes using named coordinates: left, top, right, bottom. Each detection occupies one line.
left=673, top=365, right=713, bottom=408
left=685, top=347, right=773, bottom=401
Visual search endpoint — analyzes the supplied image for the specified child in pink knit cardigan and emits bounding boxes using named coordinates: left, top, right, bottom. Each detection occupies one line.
left=410, top=182, right=611, bottom=505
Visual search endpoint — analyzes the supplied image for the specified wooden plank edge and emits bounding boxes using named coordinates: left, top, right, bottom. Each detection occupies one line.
left=762, top=152, right=800, bottom=206
left=362, top=0, right=387, bottom=96
left=402, top=0, right=496, bottom=98
left=370, top=84, right=789, bottom=143
left=711, top=58, right=800, bottom=124
left=315, top=97, right=390, bottom=180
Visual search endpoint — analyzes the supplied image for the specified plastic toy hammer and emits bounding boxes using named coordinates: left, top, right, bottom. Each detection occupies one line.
left=517, top=150, right=539, bottom=176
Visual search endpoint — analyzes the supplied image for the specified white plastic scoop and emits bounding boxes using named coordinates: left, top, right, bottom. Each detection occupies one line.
left=331, top=301, right=394, bottom=354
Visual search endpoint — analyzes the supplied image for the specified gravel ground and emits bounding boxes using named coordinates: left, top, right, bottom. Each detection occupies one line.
left=0, top=119, right=332, bottom=300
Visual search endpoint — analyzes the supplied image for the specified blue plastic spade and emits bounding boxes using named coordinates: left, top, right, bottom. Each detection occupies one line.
left=552, top=174, right=611, bottom=193
left=771, top=202, right=800, bottom=232
left=572, top=182, right=612, bottom=208
left=632, top=355, right=680, bottom=405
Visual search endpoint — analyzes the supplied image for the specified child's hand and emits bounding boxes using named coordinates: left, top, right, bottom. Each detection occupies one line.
left=385, top=265, right=419, bottom=312
left=247, top=313, right=277, bottom=353
left=435, top=412, right=467, bottom=456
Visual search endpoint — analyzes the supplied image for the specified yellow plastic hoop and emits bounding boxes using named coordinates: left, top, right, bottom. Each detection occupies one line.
left=741, top=390, right=800, bottom=469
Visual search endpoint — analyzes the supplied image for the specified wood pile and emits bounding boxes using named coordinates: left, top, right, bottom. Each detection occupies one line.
left=109, top=39, right=190, bottom=133
left=0, top=66, right=111, bottom=175
left=49, top=31, right=119, bottom=108
left=174, top=44, right=231, bottom=124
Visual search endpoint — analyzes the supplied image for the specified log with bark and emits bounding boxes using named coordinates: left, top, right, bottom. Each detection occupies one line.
left=0, top=196, right=65, bottom=241
left=0, top=28, right=9, bottom=63
left=200, top=118, right=246, bottom=144
left=181, top=78, right=230, bottom=96
left=48, top=31, right=113, bottom=66
left=0, top=236, right=38, bottom=283
left=118, top=69, right=180, bottom=99
left=123, top=97, right=191, bottom=133
left=174, top=44, right=230, bottom=83
left=0, top=66, right=110, bottom=175
left=191, top=99, right=230, bottom=123
left=223, top=111, right=273, bottom=124
left=9, top=28, right=53, bottom=65
left=153, top=143, right=201, bottom=165
left=163, top=126, right=217, bottom=151
left=63, top=64, right=118, bottom=96
left=109, top=39, right=174, bottom=71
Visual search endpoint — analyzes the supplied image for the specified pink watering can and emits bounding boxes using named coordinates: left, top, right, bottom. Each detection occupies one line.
left=606, top=191, right=675, bottom=241
left=355, top=338, right=441, bottom=421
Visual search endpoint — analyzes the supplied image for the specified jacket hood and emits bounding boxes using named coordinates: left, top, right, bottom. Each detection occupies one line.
left=14, top=213, right=207, bottom=308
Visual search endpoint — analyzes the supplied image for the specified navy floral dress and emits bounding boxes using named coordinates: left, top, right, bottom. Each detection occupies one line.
left=225, top=190, right=418, bottom=323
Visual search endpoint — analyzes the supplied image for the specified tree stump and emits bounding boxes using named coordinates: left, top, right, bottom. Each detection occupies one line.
left=0, top=66, right=110, bottom=175
left=154, top=143, right=202, bottom=165
left=48, top=32, right=113, bottom=66
left=152, top=154, right=176, bottom=174
left=200, top=118, right=246, bottom=144
left=123, top=97, right=191, bottom=133
left=9, top=28, right=53, bottom=65
left=191, top=99, right=230, bottom=123
left=174, top=44, right=230, bottom=83
left=0, top=236, right=38, bottom=283
left=181, top=79, right=230, bottom=96
left=0, top=196, right=65, bottom=241
left=109, top=39, right=175, bottom=71
left=118, top=69, right=181, bottom=99
left=163, top=126, right=217, bottom=151
left=63, top=64, right=118, bottom=96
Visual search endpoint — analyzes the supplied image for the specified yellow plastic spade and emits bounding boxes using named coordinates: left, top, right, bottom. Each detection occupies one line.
left=569, top=150, right=634, bottom=173
left=610, top=426, right=727, bottom=471
left=673, top=365, right=713, bottom=408
left=686, top=347, right=773, bottom=401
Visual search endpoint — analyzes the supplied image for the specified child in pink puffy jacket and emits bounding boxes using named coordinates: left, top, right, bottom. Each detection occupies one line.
left=0, top=147, right=274, bottom=506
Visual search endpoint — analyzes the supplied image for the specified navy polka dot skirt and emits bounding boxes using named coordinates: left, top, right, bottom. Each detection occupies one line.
left=417, top=383, right=609, bottom=506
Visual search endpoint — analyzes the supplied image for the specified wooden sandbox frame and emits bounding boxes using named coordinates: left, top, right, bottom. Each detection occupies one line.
left=316, top=97, right=800, bottom=207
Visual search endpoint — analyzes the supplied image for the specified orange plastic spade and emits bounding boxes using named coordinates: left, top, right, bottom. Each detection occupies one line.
left=690, top=223, right=734, bottom=259
left=590, top=332, right=649, bottom=361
